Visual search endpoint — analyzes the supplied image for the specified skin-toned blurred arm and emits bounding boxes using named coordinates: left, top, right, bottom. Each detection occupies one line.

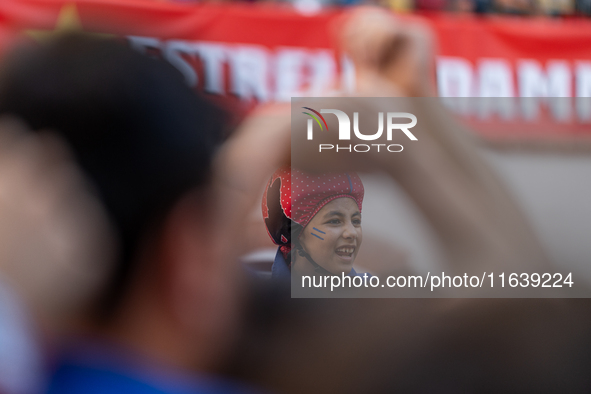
left=212, top=104, right=292, bottom=257
left=217, top=101, right=550, bottom=276
left=214, top=8, right=550, bottom=275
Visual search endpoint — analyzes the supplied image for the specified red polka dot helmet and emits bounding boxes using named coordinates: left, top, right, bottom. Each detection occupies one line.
left=262, top=166, right=364, bottom=257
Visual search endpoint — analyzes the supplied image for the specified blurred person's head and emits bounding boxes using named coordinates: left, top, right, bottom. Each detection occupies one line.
left=0, top=34, right=238, bottom=370
left=451, top=0, right=477, bottom=12
left=263, top=167, right=364, bottom=276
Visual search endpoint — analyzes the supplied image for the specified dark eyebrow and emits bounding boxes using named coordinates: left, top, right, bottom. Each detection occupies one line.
left=322, top=210, right=361, bottom=218
left=323, top=211, right=345, bottom=218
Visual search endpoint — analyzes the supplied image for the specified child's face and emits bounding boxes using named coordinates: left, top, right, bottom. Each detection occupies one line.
left=299, top=197, right=362, bottom=275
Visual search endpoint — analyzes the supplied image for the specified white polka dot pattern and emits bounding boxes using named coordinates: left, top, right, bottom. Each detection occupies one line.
left=262, top=166, right=364, bottom=247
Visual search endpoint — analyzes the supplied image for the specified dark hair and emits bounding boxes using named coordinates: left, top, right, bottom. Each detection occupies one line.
left=0, top=34, right=226, bottom=318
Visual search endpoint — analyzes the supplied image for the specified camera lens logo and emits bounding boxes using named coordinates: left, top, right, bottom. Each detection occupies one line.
left=302, top=107, right=329, bottom=137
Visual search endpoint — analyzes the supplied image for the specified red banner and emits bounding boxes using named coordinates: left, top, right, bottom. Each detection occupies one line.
left=1, top=0, right=591, bottom=140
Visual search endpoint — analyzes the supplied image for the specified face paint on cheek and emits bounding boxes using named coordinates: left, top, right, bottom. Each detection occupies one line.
left=311, top=227, right=326, bottom=240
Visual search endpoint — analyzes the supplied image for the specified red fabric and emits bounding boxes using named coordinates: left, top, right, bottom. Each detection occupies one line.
left=289, top=168, right=364, bottom=228
left=262, top=167, right=364, bottom=256
left=0, top=1, right=590, bottom=140
left=1, top=1, right=591, bottom=81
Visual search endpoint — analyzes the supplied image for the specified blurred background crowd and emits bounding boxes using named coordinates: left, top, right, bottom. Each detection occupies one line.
left=166, top=0, right=591, bottom=18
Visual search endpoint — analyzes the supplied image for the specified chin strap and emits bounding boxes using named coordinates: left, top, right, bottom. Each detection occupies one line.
left=290, top=223, right=332, bottom=275
left=294, top=245, right=332, bottom=275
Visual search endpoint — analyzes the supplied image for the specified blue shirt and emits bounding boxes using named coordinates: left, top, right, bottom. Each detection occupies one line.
left=46, top=339, right=259, bottom=394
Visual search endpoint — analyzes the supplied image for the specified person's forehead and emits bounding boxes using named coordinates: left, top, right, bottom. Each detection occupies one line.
left=318, top=197, right=360, bottom=216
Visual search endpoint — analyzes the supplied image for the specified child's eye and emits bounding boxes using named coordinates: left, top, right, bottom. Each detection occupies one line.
left=353, top=219, right=362, bottom=226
